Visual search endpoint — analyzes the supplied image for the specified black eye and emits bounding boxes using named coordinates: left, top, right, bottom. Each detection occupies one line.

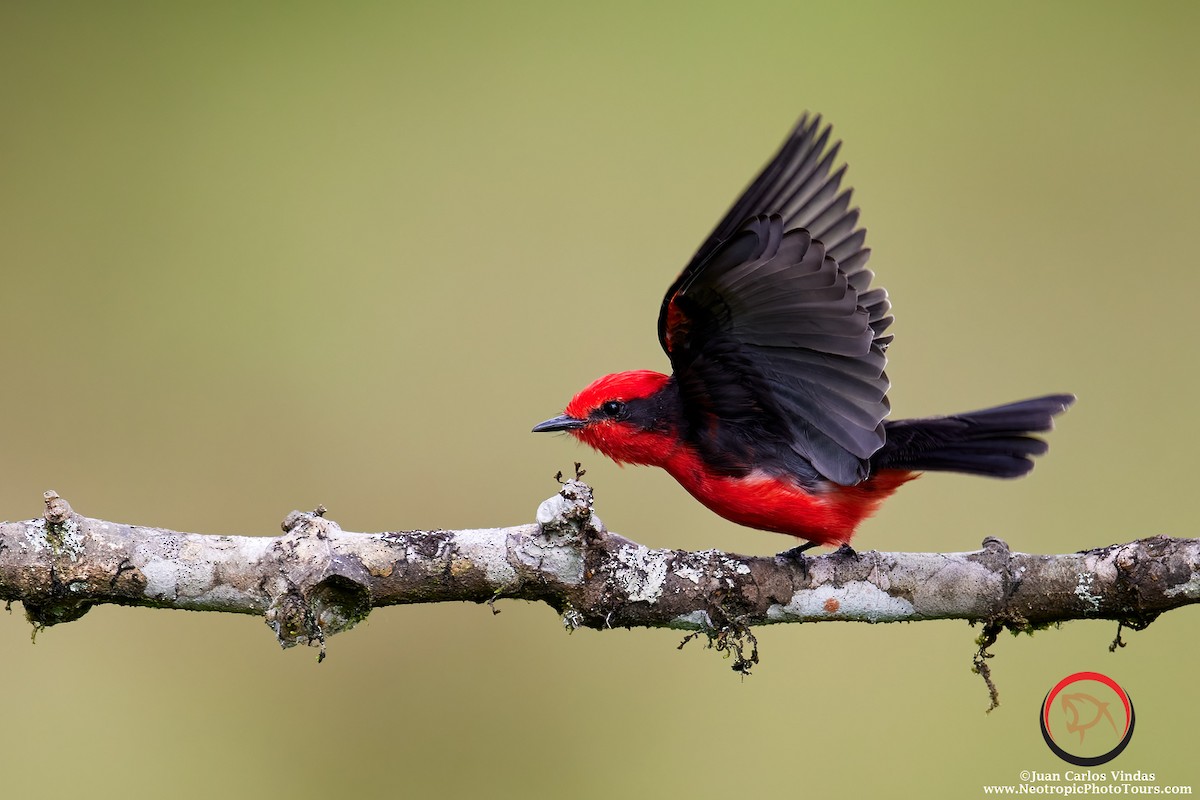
left=600, top=400, right=627, bottom=418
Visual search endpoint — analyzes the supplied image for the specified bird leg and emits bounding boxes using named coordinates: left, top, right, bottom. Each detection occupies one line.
left=778, top=541, right=820, bottom=559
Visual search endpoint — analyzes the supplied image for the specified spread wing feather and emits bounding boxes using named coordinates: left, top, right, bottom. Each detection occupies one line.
left=658, top=115, right=891, bottom=485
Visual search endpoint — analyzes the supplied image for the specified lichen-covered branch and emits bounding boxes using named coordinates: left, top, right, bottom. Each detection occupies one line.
left=2, top=484, right=1196, bottom=667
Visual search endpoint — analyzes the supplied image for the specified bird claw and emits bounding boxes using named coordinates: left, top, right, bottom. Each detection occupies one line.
left=832, top=543, right=858, bottom=560
left=776, top=541, right=819, bottom=580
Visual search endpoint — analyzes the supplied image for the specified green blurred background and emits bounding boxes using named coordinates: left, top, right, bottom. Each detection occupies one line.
left=2, top=2, right=1197, bottom=797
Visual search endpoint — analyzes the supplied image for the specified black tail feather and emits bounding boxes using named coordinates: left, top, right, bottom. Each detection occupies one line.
left=874, top=394, right=1074, bottom=478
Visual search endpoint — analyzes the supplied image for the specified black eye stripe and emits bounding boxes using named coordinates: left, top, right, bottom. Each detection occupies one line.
left=600, top=400, right=627, bottom=418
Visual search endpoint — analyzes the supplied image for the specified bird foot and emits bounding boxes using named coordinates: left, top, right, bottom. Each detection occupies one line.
left=776, top=541, right=819, bottom=580
left=778, top=541, right=819, bottom=570
left=777, top=541, right=819, bottom=560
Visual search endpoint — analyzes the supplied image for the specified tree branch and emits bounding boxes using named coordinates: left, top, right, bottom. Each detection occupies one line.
left=3, top=483, right=1196, bottom=677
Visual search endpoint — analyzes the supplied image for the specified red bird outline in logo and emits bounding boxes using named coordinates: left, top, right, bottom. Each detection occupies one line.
left=1040, top=672, right=1135, bottom=766
left=1060, top=693, right=1119, bottom=744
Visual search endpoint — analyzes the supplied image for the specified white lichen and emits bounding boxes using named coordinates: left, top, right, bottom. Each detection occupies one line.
left=140, top=559, right=181, bottom=601
left=613, top=544, right=670, bottom=603
left=1165, top=573, right=1200, bottom=599
left=767, top=580, right=915, bottom=623
left=1074, top=571, right=1101, bottom=613
left=723, top=557, right=751, bottom=576
left=23, top=518, right=46, bottom=550
left=528, top=537, right=583, bottom=586
left=454, top=529, right=520, bottom=586
left=24, top=517, right=84, bottom=560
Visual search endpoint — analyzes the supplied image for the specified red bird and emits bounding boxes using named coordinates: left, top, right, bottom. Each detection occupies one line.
left=534, top=114, right=1072, bottom=549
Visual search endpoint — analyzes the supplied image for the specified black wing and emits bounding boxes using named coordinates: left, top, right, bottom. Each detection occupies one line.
left=658, top=114, right=891, bottom=486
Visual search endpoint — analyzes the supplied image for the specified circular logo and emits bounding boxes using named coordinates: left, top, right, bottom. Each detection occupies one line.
left=1040, top=672, right=1135, bottom=766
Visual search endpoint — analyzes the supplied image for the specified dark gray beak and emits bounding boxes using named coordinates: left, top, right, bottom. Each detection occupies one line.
left=532, top=414, right=586, bottom=433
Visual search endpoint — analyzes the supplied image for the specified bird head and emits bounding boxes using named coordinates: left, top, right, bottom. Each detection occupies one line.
left=533, top=370, right=677, bottom=466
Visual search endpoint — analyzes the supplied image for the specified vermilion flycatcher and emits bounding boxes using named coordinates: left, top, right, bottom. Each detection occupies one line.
left=534, top=114, right=1072, bottom=547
